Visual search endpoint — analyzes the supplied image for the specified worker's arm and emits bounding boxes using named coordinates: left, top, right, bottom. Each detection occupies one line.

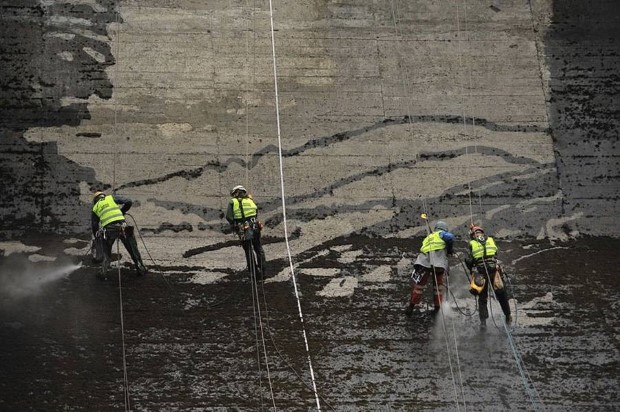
left=440, top=231, right=455, bottom=255
left=225, top=199, right=235, bottom=225
left=113, top=194, right=133, bottom=214
left=91, top=212, right=100, bottom=235
left=464, top=243, right=474, bottom=270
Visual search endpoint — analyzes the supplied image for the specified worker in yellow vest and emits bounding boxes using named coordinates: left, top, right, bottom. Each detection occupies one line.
left=465, top=225, right=511, bottom=329
left=91, top=191, right=147, bottom=279
left=405, top=220, right=455, bottom=317
left=225, top=185, right=266, bottom=281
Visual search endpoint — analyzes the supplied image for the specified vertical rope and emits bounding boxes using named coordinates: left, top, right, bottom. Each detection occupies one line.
left=238, top=1, right=278, bottom=406
left=249, top=255, right=277, bottom=409
left=452, top=0, right=544, bottom=407
left=387, top=0, right=428, bottom=215
left=481, top=264, right=543, bottom=410
left=111, top=5, right=130, bottom=410
left=453, top=0, right=476, bottom=225
left=389, top=0, right=465, bottom=408
left=244, top=0, right=252, bottom=187
left=112, top=5, right=120, bottom=195
left=266, top=0, right=321, bottom=409
left=432, top=268, right=463, bottom=411
left=116, top=240, right=130, bottom=411
left=442, top=273, right=468, bottom=411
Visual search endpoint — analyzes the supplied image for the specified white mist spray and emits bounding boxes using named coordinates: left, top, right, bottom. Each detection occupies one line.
left=0, top=262, right=82, bottom=299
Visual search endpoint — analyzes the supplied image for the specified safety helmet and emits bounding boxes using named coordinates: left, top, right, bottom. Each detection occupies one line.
left=92, top=191, right=105, bottom=204
left=230, top=185, right=247, bottom=196
left=469, top=272, right=486, bottom=295
left=434, top=221, right=449, bottom=232
left=470, top=225, right=485, bottom=241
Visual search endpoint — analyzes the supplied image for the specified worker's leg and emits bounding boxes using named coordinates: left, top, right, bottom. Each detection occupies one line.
left=120, top=225, right=147, bottom=275
left=405, top=270, right=431, bottom=316
left=241, top=240, right=258, bottom=278
left=431, top=268, right=445, bottom=311
left=494, top=285, right=512, bottom=324
left=99, top=231, right=117, bottom=279
left=478, top=284, right=489, bottom=328
left=251, top=233, right=266, bottom=278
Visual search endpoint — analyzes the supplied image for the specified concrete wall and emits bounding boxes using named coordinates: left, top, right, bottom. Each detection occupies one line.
left=1, top=2, right=619, bottom=410
left=1, top=0, right=618, bottom=264
left=543, top=0, right=620, bottom=235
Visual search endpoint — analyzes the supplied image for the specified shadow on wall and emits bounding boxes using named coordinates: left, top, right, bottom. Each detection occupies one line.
left=0, top=0, right=121, bottom=236
left=544, top=0, right=620, bottom=234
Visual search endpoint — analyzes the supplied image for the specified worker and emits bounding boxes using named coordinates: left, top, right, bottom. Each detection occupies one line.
left=91, top=191, right=147, bottom=279
left=225, top=185, right=266, bottom=281
left=404, top=220, right=455, bottom=317
left=465, top=225, right=512, bottom=329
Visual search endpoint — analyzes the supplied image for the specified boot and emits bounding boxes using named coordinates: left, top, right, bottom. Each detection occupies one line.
left=404, top=303, right=415, bottom=317
left=255, top=265, right=263, bottom=281
left=254, top=268, right=263, bottom=283
left=136, top=264, right=147, bottom=276
left=480, top=319, right=487, bottom=330
left=98, top=259, right=110, bottom=280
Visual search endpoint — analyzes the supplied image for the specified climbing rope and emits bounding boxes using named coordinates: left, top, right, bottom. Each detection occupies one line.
left=448, top=260, right=478, bottom=317
left=386, top=0, right=467, bottom=406
left=248, top=256, right=277, bottom=409
left=110, top=8, right=131, bottom=410
left=257, top=280, right=337, bottom=411
left=454, top=0, right=478, bottom=226
left=265, top=0, right=322, bottom=409
left=229, top=1, right=296, bottom=407
left=420, top=213, right=466, bottom=410
left=434, top=267, right=467, bottom=411
left=114, top=240, right=131, bottom=411
left=480, top=263, right=543, bottom=410
left=451, top=0, right=545, bottom=408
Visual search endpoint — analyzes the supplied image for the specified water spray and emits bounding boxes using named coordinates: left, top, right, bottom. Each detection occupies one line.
left=0, top=262, right=82, bottom=299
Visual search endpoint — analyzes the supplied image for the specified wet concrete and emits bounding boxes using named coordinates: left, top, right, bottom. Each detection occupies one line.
left=544, top=0, right=620, bottom=233
left=1, top=235, right=618, bottom=410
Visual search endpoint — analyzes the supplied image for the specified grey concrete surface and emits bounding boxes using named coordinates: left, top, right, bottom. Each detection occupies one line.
left=0, top=0, right=588, bottom=242
left=1, top=0, right=619, bottom=411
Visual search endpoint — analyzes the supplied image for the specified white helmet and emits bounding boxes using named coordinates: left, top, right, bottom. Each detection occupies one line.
left=230, top=185, right=247, bottom=196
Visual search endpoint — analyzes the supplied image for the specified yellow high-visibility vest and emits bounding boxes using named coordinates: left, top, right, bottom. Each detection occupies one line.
left=92, top=195, right=125, bottom=227
left=231, top=197, right=257, bottom=220
left=420, top=231, right=446, bottom=253
left=470, top=237, right=497, bottom=260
